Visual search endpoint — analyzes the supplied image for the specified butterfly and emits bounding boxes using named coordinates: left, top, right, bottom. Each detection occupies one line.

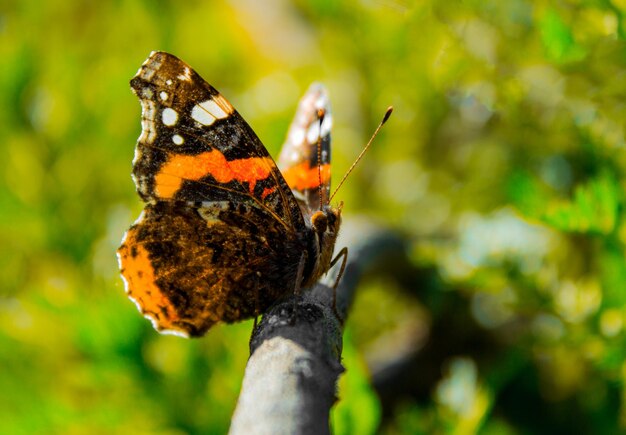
left=117, top=51, right=345, bottom=337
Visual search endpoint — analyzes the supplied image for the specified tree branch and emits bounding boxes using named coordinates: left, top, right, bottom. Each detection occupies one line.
left=229, top=224, right=406, bottom=435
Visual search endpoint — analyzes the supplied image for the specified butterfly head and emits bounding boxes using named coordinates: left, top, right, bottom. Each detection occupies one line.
left=311, top=201, right=342, bottom=238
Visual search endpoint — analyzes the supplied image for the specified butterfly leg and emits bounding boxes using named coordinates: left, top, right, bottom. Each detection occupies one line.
left=329, top=247, right=348, bottom=323
left=294, top=251, right=307, bottom=296
left=290, top=251, right=307, bottom=325
left=252, top=273, right=261, bottom=333
left=253, top=291, right=259, bottom=331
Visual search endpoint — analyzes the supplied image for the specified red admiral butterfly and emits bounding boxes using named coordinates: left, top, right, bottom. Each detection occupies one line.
left=117, top=51, right=390, bottom=337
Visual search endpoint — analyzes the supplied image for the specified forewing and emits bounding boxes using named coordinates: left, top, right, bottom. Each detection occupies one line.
left=277, top=83, right=332, bottom=213
left=117, top=201, right=305, bottom=337
left=130, top=51, right=303, bottom=230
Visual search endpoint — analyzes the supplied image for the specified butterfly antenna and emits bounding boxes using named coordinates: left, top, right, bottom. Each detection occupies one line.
left=329, top=106, right=393, bottom=202
left=317, top=108, right=325, bottom=210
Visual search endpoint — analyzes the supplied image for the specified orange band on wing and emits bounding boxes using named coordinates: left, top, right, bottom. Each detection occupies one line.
left=261, top=186, right=277, bottom=200
left=155, top=150, right=275, bottom=198
left=282, top=162, right=330, bottom=191
left=118, top=231, right=179, bottom=329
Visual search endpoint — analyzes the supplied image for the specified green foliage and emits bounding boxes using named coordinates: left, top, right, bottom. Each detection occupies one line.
left=3, top=0, right=626, bottom=433
left=543, top=172, right=621, bottom=234
left=540, top=7, right=587, bottom=63
left=331, top=331, right=381, bottom=435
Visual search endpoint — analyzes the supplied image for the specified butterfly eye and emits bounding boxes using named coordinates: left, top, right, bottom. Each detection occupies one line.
left=327, top=212, right=336, bottom=227
left=311, top=211, right=328, bottom=234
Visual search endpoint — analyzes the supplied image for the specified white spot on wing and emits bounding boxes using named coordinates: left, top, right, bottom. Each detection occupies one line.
left=139, top=100, right=157, bottom=144
left=320, top=113, right=332, bottom=137
left=306, top=122, right=320, bottom=144
left=162, top=108, right=178, bottom=126
left=177, top=66, right=192, bottom=82
left=159, top=91, right=168, bottom=101
left=166, top=79, right=173, bottom=86
left=197, top=201, right=231, bottom=223
left=191, top=104, right=217, bottom=126
left=138, top=54, right=163, bottom=81
left=290, top=127, right=306, bottom=146
left=172, top=134, right=184, bottom=145
left=198, top=99, right=229, bottom=119
left=212, top=94, right=234, bottom=115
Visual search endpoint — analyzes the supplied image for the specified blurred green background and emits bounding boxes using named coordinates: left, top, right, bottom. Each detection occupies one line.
left=3, top=0, right=626, bottom=433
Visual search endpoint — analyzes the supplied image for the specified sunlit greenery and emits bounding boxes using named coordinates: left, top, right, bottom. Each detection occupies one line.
left=3, top=0, right=626, bottom=433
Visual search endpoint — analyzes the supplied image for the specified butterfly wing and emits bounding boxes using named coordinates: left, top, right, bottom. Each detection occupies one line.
left=118, top=52, right=313, bottom=336
left=277, top=83, right=332, bottom=214
left=118, top=202, right=305, bottom=337
left=130, top=51, right=304, bottom=230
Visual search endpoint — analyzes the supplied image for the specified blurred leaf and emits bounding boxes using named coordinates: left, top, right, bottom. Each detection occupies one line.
left=540, top=7, right=587, bottom=63
left=543, top=172, right=621, bottom=234
left=507, top=170, right=551, bottom=220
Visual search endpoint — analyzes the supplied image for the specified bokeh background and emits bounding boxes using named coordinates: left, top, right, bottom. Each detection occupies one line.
left=3, top=0, right=626, bottom=433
